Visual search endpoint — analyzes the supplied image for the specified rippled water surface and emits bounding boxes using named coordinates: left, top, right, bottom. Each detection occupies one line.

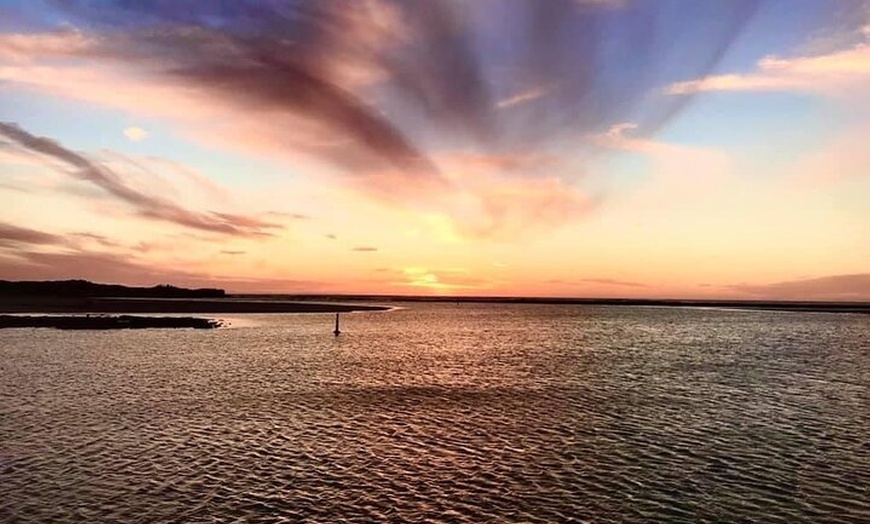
left=2, top=304, right=868, bottom=523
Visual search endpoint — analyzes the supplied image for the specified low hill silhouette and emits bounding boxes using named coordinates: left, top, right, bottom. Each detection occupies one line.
left=0, top=279, right=225, bottom=298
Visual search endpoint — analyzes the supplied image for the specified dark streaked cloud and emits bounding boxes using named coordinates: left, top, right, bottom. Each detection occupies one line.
left=69, top=232, right=121, bottom=247
left=580, top=278, right=648, bottom=288
left=40, top=1, right=767, bottom=170
left=0, top=122, right=281, bottom=237
left=0, top=222, right=64, bottom=247
left=546, top=277, right=646, bottom=288
left=731, top=274, right=870, bottom=301
left=1, top=222, right=135, bottom=252
left=220, top=250, right=246, bottom=255
left=352, top=246, right=378, bottom=252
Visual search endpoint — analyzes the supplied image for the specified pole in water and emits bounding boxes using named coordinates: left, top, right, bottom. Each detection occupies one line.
left=333, top=312, right=341, bottom=336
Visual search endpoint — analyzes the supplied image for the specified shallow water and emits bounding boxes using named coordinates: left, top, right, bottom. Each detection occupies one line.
left=1, top=304, right=868, bottom=523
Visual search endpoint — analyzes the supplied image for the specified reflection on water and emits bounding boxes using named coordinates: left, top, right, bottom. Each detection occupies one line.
left=1, top=305, right=868, bottom=523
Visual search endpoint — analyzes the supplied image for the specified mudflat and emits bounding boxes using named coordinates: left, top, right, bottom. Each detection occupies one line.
left=0, top=314, right=222, bottom=330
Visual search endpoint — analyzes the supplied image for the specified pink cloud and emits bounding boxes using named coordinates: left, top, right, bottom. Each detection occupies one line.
left=591, top=123, right=731, bottom=181
left=731, top=274, right=870, bottom=301
left=667, top=42, right=870, bottom=97
left=0, top=222, right=64, bottom=248
left=446, top=174, right=597, bottom=240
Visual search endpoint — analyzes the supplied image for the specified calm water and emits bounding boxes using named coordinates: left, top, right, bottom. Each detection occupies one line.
left=1, top=304, right=868, bottom=523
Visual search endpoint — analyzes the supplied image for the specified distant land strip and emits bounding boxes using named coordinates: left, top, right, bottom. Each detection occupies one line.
left=238, top=294, right=870, bottom=314
left=0, top=280, right=389, bottom=314
left=0, top=280, right=865, bottom=314
left=0, top=297, right=390, bottom=314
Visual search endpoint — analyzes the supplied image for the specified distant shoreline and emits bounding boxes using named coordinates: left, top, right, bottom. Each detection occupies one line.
left=0, top=280, right=391, bottom=314
left=1, top=296, right=866, bottom=315
left=235, top=294, right=870, bottom=314
left=0, top=297, right=391, bottom=314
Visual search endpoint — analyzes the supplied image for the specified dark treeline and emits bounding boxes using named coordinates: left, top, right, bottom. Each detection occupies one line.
left=0, top=280, right=225, bottom=298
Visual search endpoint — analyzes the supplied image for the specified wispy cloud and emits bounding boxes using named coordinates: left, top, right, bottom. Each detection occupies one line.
left=447, top=174, right=597, bottom=240
left=546, top=277, right=647, bottom=288
left=0, top=222, right=64, bottom=248
left=69, top=232, right=121, bottom=248
left=581, top=278, right=648, bottom=288
left=264, top=211, right=311, bottom=221
left=352, top=246, right=379, bottom=252
left=667, top=25, right=870, bottom=97
left=1, top=222, right=154, bottom=254
left=0, top=1, right=769, bottom=235
left=667, top=47, right=870, bottom=96
left=138, top=155, right=232, bottom=204
left=496, top=85, right=552, bottom=109
left=731, top=274, right=870, bottom=301
left=348, top=150, right=596, bottom=241
left=0, top=122, right=281, bottom=237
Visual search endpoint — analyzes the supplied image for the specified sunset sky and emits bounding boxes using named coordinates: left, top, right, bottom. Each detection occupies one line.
left=0, top=0, right=868, bottom=300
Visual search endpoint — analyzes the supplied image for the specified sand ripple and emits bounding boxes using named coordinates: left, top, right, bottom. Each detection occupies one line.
left=1, top=305, right=868, bottom=522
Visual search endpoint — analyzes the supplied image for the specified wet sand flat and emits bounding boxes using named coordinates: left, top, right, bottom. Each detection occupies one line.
left=0, top=314, right=222, bottom=330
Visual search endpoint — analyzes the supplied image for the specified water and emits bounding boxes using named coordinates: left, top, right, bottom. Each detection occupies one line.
left=1, top=304, right=868, bottom=523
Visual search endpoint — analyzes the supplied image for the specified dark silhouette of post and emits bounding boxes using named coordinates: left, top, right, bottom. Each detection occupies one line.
left=333, top=312, right=341, bottom=336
